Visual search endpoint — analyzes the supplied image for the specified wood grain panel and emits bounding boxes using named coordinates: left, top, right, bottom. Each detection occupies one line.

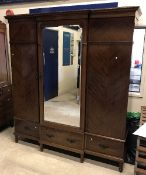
left=11, top=44, right=39, bottom=122
left=0, top=82, right=13, bottom=128
left=9, top=20, right=36, bottom=43
left=40, top=126, right=83, bottom=150
left=15, top=119, right=39, bottom=138
left=88, top=17, right=134, bottom=42
left=85, top=134, right=124, bottom=157
left=86, top=44, right=132, bottom=139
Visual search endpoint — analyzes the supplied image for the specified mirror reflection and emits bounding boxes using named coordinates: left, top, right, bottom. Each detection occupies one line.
left=43, top=25, right=82, bottom=127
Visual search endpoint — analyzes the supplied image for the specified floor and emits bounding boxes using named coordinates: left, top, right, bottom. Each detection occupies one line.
left=0, top=127, right=135, bottom=175
left=44, top=92, right=80, bottom=127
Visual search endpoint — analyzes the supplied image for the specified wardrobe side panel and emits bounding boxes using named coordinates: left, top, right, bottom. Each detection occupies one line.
left=9, top=19, right=39, bottom=122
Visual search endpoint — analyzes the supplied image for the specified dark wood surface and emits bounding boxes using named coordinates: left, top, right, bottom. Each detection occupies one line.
left=88, top=18, right=134, bottom=42
left=9, top=20, right=37, bottom=43
left=85, top=134, right=124, bottom=157
left=6, top=7, right=139, bottom=170
left=40, top=126, right=84, bottom=150
left=10, top=44, right=39, bottom=122
left=15, top=119, right=39, bottom=138
left=86, top=44, right=132, bottom=139
left=0, top=82, right=13, bottom=128
left=5, top=6, right=139, bottom=20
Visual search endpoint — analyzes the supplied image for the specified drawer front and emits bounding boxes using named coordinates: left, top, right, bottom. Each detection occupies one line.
left=0, top=100, right=3, bottom=107
left=85, top=135, right=124, bottom=158
left=3, top=96, right=13, bottom=105
left=0, top=87, right=3, bottom=97
left=4, top=111, right=13, bottom=121
left=0, top=97, right=13, bottom=110
left=40, top=127, right=83, bottom=150
left=3, top=85, right=11, bottom=96
left=15, top=119, right=39, bottom=138
left=0, top=87, right=11, bottom=101
left=0, top=116, right=7, bottom=127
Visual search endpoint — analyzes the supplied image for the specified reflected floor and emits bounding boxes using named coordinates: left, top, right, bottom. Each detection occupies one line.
left=44, top=92, right=80, bottom=127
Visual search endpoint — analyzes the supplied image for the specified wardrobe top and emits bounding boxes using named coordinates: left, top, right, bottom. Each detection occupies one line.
left=5, top=6, right=141, bottom=21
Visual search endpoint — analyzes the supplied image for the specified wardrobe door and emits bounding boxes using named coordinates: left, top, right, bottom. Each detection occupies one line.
left=11, top=44, right=39, bottom=122
left=86, top=44, right=132, bottom=139
left=86, top=15, right=136, bottom=140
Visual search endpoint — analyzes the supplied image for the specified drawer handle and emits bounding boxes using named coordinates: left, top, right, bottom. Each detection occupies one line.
left=99, top=144, right=109, bottom=149
left=66, top=138, right=76, bottom=143
left=46, top=134, right=54, bottom=138
left=7, top=98, right=11, bottom=102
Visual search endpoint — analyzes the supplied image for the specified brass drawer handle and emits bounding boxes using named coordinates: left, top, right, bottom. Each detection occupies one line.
left=66, top=138, right=76, bottom=143
left=46, top=134, right=54, bottom=138
left=98, top=144, right=109, bottom=149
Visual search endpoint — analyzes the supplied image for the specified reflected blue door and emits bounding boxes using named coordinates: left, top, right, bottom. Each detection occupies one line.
left=43, top=29, right=58, bottom=101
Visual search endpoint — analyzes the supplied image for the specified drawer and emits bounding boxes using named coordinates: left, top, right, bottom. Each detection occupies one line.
left=0, top=84, right=11, bottom=102
left=4, top=110, right=13, bottom=120
left=0, top=97, right=13, bottom=109
left=40, top=127, right=83, bottom=150
left=0, top=116, right=7, bottom=127
left=3, top=97, right=13, bottom=105
left=0, top=111, right=13, bottom=124
left=15, top=119, right=39, bottom=138
left=85, top=135, right=124, bottom=158
left=3, top=85, right=11, bottom=95
left=0, top=87, right=3, bottom=97
left=0, top=100, right=3, bottom=107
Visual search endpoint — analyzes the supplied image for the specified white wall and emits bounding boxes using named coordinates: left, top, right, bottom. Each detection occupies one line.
left=47, top=26, right=81, bottom=95
left=58, top=27, right=81, bottom=95
left=0, top=0, right=146, bottom=111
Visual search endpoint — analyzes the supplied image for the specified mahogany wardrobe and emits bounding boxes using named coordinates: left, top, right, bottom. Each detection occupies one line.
left=6, top=7, right=140, bottom=172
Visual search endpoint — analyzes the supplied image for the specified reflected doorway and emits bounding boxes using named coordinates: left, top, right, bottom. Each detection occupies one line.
left=43, top=25, right=82, bottom=127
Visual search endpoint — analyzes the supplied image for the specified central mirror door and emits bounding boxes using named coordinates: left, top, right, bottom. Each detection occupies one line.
left=42, top=25, right=82, bottom=127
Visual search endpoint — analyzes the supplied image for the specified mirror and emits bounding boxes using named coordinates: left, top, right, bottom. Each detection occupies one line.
left=43, top=25, right=82, bottom=127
